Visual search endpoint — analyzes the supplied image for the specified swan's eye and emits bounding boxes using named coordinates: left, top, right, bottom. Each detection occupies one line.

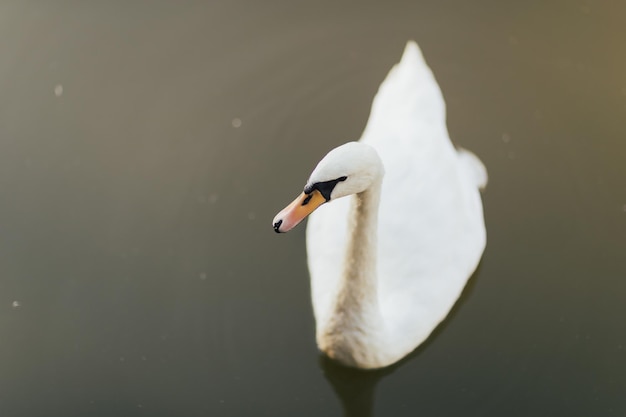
left=304, top=176, right=348, bottom=201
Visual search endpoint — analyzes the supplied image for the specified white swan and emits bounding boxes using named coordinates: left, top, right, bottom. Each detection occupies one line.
left=272, top=41, right=487, bottom=369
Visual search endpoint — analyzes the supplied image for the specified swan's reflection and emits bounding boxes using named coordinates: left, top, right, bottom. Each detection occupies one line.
left=320, top=355, right=395, bottom=417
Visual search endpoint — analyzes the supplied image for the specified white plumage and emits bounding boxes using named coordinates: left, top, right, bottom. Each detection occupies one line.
left=273, top=41, right=487, bottom=369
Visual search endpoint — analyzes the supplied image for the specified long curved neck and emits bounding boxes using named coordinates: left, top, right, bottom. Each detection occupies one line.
left=339, top=179, right=382, bottom=312
left=321, top=178, right=388, bottom=367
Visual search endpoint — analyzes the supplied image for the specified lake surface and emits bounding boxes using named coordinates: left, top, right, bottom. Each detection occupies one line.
left=1, top=2, right=625, bottom=416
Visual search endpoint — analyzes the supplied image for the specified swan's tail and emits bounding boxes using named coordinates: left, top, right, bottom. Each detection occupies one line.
left=457, top=148, right=488, bottom=190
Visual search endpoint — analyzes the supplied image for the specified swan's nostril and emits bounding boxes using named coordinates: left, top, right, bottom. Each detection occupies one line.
left=273, top=219, right=283, bottom=233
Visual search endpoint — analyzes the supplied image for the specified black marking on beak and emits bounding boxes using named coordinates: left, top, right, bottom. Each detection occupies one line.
left=273, top=219, right=283, bottom=233
left=301, top=194, right=312, bottom=206
left=303, top=176, right=348, bottom=201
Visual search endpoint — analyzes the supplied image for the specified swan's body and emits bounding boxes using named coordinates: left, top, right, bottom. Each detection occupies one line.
left=273, top=41, right=487, bottom=369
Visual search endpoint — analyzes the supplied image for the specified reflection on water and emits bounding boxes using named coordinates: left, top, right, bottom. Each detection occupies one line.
left=0, top=1, right=625, bottom=416
left=321, top=355, right=394, bottom=417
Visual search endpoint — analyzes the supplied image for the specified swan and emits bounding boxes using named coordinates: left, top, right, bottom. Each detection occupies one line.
left=272, top=41, right=487, bottom=369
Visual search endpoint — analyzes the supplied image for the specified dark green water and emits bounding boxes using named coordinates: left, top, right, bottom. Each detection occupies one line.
left=1, top=2, right=625, bottom=416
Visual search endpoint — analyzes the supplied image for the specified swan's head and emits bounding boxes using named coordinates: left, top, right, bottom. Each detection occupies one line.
left=272, top=142, right=383, bottom=233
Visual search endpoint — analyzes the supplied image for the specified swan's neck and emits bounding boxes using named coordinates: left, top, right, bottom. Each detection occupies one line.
left=319, top=178, right=388, bottom=367
left=340, top=180, right=381, bottom=312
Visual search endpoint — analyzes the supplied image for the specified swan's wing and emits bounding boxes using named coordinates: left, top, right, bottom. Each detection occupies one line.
left=362, top=42, right=487, bottom=348
left=374, top=152, right=486, bottom=349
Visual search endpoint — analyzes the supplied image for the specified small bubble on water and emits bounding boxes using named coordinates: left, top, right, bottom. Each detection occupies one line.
left=54, top=84, right=63, bottom=97
left=507, top=151, right=516, bottom=160
left=247, top=211, right=256, bottom=220
left=501, top=133, right=511, bottom=143
left=120, top=356, right=125, bottom=362
left=209, top=194, right=219, bottom=204
left=622, top=204, right=626, bottom=212
left=231, top=118, right=242, bottom=128
left=199, top=272, right=207, bottom=280
left=12, top=300, right=20, bottom=308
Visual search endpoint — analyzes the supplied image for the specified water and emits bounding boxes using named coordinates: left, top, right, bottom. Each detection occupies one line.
left=0, top=1, right=625, bottom=416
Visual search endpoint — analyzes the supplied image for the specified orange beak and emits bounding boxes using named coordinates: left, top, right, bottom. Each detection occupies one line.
left=272, top=190, right=326, bottom=233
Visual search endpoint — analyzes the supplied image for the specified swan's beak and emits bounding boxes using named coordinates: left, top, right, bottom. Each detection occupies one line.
left=272, top=190, right=326, bottom=233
